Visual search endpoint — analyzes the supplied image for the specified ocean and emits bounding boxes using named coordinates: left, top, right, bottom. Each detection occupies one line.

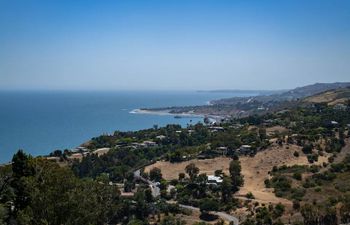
left=0, top=90, right=258, bottom=163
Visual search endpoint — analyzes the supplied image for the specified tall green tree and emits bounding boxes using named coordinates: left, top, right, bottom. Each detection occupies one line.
left=185, top=163, right=199, bottom=180
left=11, top=150, right=34, bottom=218
left=229, top=160, right=244, bottom=192
left=221, top=177, right=233, bottom=203
left=149, top=167, right=162, bottom=182
left=199, top=198, right=219, bottom=215
left=10, top=156, right=123, bottom=225
left=301, top=204, right=319, bottom=225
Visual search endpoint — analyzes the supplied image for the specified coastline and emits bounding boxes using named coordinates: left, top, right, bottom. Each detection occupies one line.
left=130, top=108, right=225, bottom=122
left=130, top=108, right=204, bottom=118
left=2, top=90, right=237, bottom=164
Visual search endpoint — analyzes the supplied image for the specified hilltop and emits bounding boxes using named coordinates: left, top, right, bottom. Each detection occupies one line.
left=212, top=82, right=350, bottom=104
left=303, top=87, right=350, bottom=105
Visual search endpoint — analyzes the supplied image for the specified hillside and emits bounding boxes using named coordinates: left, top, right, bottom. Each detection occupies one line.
left=1, top=83, right=350, bottom=225
left=303, top=87, right=350, bottom=105
left=142, top=82, right=350, bottom=118
left=212, top=82, right=350, bottom=105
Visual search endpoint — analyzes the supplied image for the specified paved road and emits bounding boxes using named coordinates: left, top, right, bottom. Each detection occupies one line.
left=215, top=211, right=239, bottom=225
left=134, top=170, right=239, bottom=225
left=133, top=170, right=160, bottom=197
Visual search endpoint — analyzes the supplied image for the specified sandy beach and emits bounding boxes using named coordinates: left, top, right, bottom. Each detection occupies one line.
left=130, top=108, right=205, bottom=118
left=130, top=108, right=227, bottom=123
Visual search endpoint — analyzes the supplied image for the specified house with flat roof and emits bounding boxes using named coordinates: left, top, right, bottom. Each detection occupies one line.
left=156, top=135, right=166, bottom=140
left=207, top=175, right=223, bottom=185
left=238, top=145, right=251, bottom=154
left=143, top=141, right=157, bottom=147
left=93, top=148, right=110, bottom=157
left=216, top=146, right=228, bottom=155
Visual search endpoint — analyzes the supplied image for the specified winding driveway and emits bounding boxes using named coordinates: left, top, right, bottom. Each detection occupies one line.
left=134, top=170, right=239, bottom=225
left=134, top=170, right=160, bottom=197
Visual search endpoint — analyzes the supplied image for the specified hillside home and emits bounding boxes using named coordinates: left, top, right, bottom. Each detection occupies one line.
left=334, top=104, right=347, bottom=110
left=143, top=141, right=157, bottom=147
left=207, top=175, right=223, bottom=185
left=93, top=148, right=110, bottom=157
left=216, top=146, right=228, bottom=155
left=238, top=145, right=251, bottom=154
left=156, top=135, right=166, bottom=140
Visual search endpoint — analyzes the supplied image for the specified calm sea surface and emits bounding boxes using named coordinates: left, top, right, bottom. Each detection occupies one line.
left=0, top=90, right=258, bottom=163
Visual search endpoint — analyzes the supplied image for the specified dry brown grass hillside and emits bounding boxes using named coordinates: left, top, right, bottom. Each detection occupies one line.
left=303, top=87, right=350, bottom=105
left=146, top=143, right=331, bottom=208
left=145, top=157, right=232, bottom=180
left=237, top=143, right=329, bottom=206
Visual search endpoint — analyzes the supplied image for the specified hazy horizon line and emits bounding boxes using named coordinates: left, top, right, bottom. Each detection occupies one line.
left=0, top=88, right=277, bottom=92
left=1, top=81, right=350, bottom=93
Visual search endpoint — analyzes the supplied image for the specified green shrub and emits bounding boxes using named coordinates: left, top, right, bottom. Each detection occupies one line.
left=271, top=175, right=292, bottom=192
left=293, top=151, right=300, bottom=157
left=246, top=192, right=255, bottom=199
left=309, top=165, right=320, bottom=173
left=291, top=188, right=306, bottom=201
left=293, top=172, right=302, bottom=181
left=273, top=203, right=285, bottom=218
left=307, top=154, right=318, bottom=163
left=303, top=179, right=316, bottom=188
left=293, top=200, right=300, bottom=210
left=302, top=144, right=313, bottom=154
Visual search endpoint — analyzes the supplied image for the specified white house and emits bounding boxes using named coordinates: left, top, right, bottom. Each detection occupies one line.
left=331, top=121, right=339, bottom=126
left=207, top=175, right=223, bottom=185
left=238, top=145, right=251, bottom=154
left=156, top=135, right=166, bottom=140
left=143, top=141, right=157, bottom=147
left=93, top=148, right=110, bottom=157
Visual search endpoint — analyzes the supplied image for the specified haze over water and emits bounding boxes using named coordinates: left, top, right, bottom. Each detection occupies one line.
left=0, top=90, right=258, bottom=163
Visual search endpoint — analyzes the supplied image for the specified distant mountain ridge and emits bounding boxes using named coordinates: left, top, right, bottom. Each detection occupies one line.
left=277, top=82, right=350, bottom=100
left=303, top=86, right=350, bottom=105
left=142, top=82, right=350, bottom=119
left=212, top=82, right=350, bottom=105
left=197, top=89, right=285, bottom=95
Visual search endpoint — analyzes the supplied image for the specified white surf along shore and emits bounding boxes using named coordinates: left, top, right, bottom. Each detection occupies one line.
left=130, top=108, right=204, bottom=118
left=130, top=108, right=224, bottom=123
left=129, top=99, right=226, bottom=122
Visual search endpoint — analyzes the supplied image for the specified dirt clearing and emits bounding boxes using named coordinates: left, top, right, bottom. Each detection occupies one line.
left=144, top=157, right=232, bottom=180
left=237, top=143, right=329, bottom=205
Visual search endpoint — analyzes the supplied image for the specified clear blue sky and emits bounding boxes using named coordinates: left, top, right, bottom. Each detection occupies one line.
left=1, top=0, right=349, bottom=90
